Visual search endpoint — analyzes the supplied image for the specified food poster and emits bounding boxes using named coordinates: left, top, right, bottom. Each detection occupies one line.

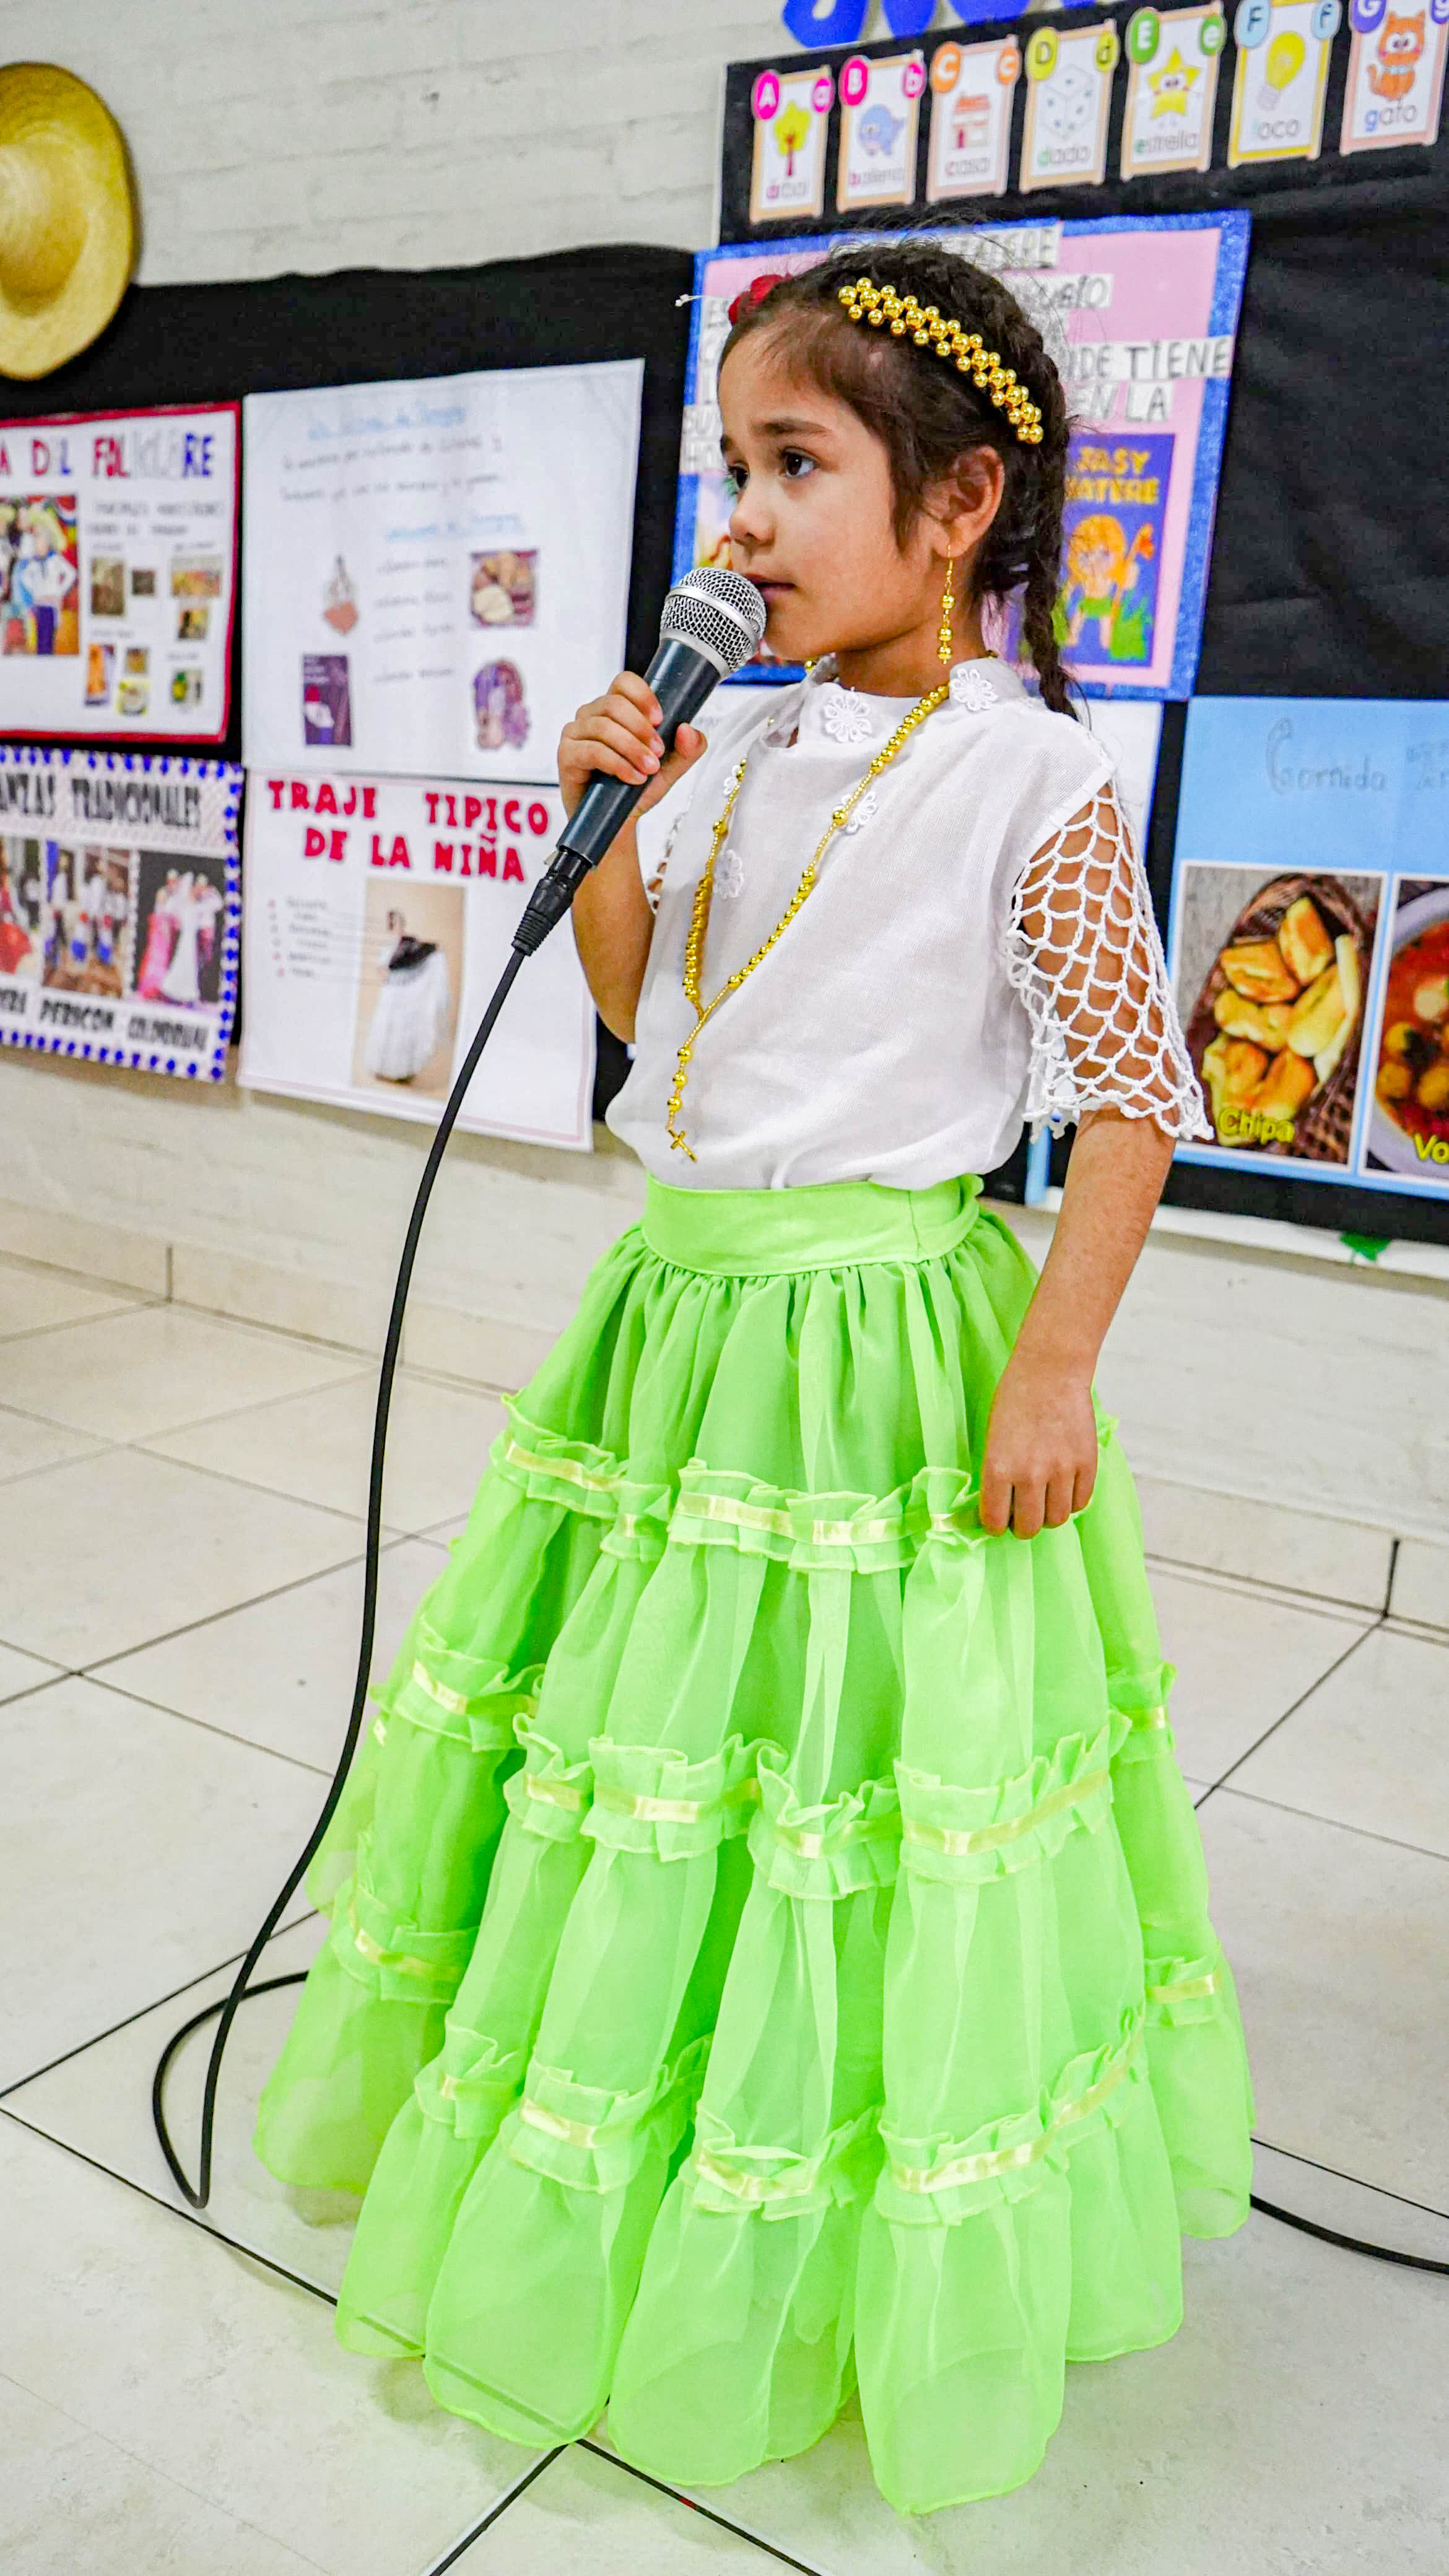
left=749, top=64, right=835, bottom=222
left=1168, top=697, right=1449, bottom=1198
left=242, top=362, right=642, bottom=785
left=1019, top=21, right=1121, bottom=192
left=239, top=770, right=594, bottom=1149
left=1340, top=0, right=1448, bottom=150
left=0, top=406, right=238, bottom=742
left=0, top=749, right=240, bottom=1079
left=673, top=219, right=1247, bottom=703
left=835, top=50, right=926, bottom=212
left=1120, top=4, right=1227, bottom=173
left=926, top=37, right=1021, bottom=200
left=1227, top=0, right=1335, bottom=164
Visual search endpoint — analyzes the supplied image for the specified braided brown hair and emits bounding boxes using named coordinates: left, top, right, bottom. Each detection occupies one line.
left=720, top=240, right=1076, bottom=718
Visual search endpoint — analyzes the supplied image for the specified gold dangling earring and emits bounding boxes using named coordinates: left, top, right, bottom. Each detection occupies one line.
left=938, top=554, right=956, bottom=668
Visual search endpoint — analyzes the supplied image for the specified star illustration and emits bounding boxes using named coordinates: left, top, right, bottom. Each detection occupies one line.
left=1147, top=48, right=1201, bottom=115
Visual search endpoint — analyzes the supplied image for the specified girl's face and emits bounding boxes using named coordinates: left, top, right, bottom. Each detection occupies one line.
left=718, top=329, right=1001, bottom=672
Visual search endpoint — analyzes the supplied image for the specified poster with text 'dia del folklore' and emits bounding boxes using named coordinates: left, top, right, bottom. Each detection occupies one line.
left=0, top=406, right=239, bottom=744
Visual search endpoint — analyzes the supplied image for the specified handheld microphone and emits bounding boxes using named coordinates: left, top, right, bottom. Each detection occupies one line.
left=513, top=565, right=767, bottom=955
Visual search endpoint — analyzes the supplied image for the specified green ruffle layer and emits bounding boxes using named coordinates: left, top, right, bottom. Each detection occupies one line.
left=254, top=1190, right=1253, bottom=2515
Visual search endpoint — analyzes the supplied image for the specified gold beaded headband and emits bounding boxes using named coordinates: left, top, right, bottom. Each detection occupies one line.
left=837, top=277, right=1044, bottom=446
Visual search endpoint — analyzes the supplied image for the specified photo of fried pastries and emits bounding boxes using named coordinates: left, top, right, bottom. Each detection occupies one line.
left=1181, top=872, right=1377, bottom=1162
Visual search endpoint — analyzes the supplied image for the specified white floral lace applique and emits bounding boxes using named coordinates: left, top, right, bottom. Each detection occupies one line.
left=819, top=683, right=876, bottom=747
left=716, top=842, right=746, bottom=900
left=949, top=661, right=999, bottom=713
left=842, top=788, right=879, bottom=837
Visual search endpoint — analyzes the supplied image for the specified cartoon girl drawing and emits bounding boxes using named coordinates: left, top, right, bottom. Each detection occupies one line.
left=1056, top=512, right=1155, bottom=663
left=12, top=503, right=78, bottom=656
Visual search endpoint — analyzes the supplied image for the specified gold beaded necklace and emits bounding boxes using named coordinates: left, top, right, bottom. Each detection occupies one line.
left=664, top=680, right=949, bottom=1159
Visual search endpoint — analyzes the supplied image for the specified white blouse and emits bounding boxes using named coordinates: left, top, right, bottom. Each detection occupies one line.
left=608, top=656, right=1208, bottom=1192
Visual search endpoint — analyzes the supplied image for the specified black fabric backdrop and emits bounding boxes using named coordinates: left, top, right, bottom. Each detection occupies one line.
left=1, top=206, right=1445, bottom=1239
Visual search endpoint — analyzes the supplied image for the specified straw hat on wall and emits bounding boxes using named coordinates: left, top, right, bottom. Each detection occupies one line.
left=0, top=63, right=136, bottom=380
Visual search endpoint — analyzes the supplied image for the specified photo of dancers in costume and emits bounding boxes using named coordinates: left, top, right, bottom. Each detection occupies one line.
left=352, top=881, right=461, bottom=1097
left=133, top=855, right=227, bottom=1009
left=0, top=836, right=41, bottom=978
left=255, top=241, right=1253, bottom=2522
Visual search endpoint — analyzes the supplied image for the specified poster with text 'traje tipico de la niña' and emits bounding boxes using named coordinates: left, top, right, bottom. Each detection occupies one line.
left=0, top=406, right=239, bottom=743
left=239, top=769, right=595, bottom=1150
left=0, top=747, right=240, bottom=1080
left=242, top=362, right=642, bottom=785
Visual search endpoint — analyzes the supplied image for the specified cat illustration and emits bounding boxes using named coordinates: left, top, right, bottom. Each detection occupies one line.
left=1367, top=10, right=1425, bottom=100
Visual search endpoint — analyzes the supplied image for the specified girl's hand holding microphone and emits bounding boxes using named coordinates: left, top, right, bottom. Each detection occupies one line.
left=559, top=672, right=707, bottom=820
left=562, top=675, right=707, bottom=1042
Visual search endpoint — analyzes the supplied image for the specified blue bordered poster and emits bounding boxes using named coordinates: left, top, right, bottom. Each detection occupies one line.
left=0, top=747, right=242, bottom=1081
left=1167, top=697, right=1449, bottom=1203
left=670, top=213, right=1249, bottom=700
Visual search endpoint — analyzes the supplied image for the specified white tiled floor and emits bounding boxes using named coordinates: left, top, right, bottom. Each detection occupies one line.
left=2, top=1248, right=1447, bottom=2573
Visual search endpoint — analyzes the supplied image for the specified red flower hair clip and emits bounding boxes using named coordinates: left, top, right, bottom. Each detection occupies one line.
left=726, top=272, right=788, bottom=328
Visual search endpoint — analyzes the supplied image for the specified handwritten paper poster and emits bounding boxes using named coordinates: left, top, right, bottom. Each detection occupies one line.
left=0, top=747, right=240, bottom=1079
left=242, top=362, right=642, bottom=785
left=926, top=36, right=1021, bottom=199
left=1019, top=20, right=1121, bottom=191
left=1228, top=0, right=1334, bottom=164
left=1168, top=697, right=1449, bottom=1200
left=1339, top=0, right=1448, bottom=149
left=674, top=217, right=1247, bottom=702
left=0, top=406, right=238, bottom=743
left=749, top=64, right=834, bottom=222
left=1121, top=4, right=1227, bottom=173
left=836, top=51, right=925, bottom=211
left=240, top=770, right=594, bottom=1148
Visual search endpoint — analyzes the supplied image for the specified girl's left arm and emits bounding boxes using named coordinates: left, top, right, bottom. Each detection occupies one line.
left=981, top=777, right=1208, bottom=1541
left=979, top=1108, right=1172, bottom=1539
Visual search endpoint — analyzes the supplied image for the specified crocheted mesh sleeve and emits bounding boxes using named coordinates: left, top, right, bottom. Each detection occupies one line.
left=1004, top=781, right=1211, bottom=1141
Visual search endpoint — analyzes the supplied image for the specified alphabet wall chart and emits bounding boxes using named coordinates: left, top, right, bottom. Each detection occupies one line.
left=0, top=405, right=239, bottom=743
left=673, top=215, right=1248, bottom=700
left=726, top=1, right=1448, bottom=235
left=0, top=746, right=240, bottom=1080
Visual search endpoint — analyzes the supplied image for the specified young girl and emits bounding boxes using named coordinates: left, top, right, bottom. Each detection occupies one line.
left=256, top=240, right=1252, bottom=2517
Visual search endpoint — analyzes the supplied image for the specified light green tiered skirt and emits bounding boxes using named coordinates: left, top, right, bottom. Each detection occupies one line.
left=255, top=1172, right=1253, bottom=2515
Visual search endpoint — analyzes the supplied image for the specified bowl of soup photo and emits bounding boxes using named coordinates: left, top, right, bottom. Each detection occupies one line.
left=1368, top=882, right=1449, bottom=1177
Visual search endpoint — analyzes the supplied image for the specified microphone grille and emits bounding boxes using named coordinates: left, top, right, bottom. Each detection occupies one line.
left=659, top=566, right=767, bottom=678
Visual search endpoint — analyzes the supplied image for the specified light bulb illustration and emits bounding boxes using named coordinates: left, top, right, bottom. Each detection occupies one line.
left=1257, top=27, right=1305, bottom=107
left=773, top=104, right=810, bottom=176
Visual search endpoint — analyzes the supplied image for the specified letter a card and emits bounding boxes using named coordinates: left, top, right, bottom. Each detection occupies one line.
left=1228, top=0, right=1334, bottom=164
left=926, top=37, right=1020, bottom=200
left=1019, top=21, right=1120, bottom=191
left=836, top=51, right=925, bottom=212
left=1339, top=0, right=1448, bottom=152
left=749, top=64, right=833, bottom=222
left=1121, top=5, right=1227, bottom=173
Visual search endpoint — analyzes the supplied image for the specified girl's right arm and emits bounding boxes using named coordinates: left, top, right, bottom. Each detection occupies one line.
left=560, top=671, right=705, bottom=1041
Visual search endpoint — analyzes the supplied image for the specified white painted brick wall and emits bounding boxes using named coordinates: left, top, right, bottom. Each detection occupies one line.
left=2, top=0, right=802, bottom=281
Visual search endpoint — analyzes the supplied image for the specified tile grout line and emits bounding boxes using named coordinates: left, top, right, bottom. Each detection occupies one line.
left=577, top=2440, right=833, bottom=2575
left=417, top=2451, right=565, bottom=2574
left=1208, top=1611, right=1388, bottom=1797
left=0, top=2364, right=336, bottom=2576
left=79, top=1671, right=342, bottom=1780
left=1251, top=2131, right=1449, bottom=2227
left=1143, top=1547, right=1388, bottom=1624
left=1212, top=1777, right=1449, bottom=1870
left=0, top=1908, right=317, bottom=2100
left=0, top=2104, right=341, bottom=2307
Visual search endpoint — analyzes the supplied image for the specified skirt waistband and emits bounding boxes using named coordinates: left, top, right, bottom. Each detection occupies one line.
left=642, top=1175, right=983, bottom=1277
